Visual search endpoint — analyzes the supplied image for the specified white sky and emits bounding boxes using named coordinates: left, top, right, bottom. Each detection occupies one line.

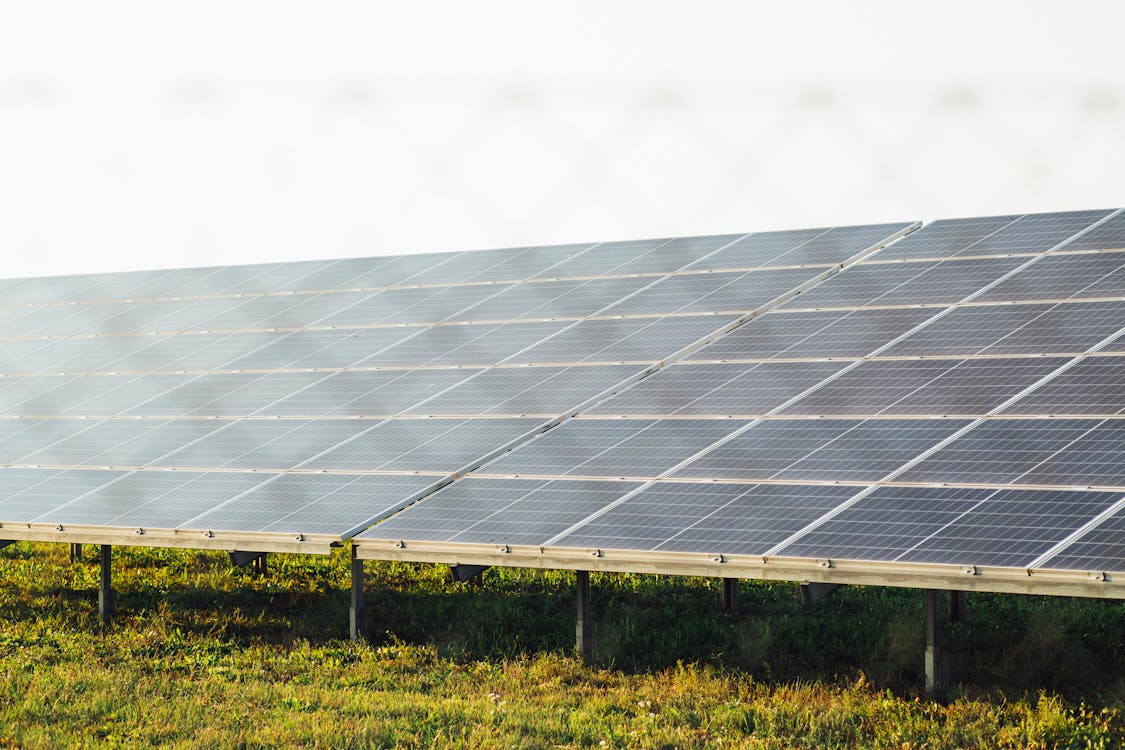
left=1, top=1, right=1124, bottom=278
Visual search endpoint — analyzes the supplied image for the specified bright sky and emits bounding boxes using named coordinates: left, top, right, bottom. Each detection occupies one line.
left=2, top=1, right=1123, bottom=278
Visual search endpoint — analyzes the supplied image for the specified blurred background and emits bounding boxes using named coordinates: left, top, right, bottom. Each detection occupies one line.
left=1, top=0, right=1123, bottom=278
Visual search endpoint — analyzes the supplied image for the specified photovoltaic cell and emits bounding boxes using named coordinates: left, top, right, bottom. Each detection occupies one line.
left=406, top=364, right=640, bottom=416
left=776, top=486, right=1001, bottom=562
left=867, top=215, right=1023, bottom=261
left=36, top=471, right=270, bottom=527
left=780, top=358, right=1065, bottom=416
left=882, top=301, right=1125, bottom=357
left=1002, top=358, right=1125, bottom=416
left=584, top=361, right=847, bottom=416
left=872, top=210, right=1110, bottom=262
left=553, top=482, right=858, bottom=555
left=526, top=237, right=677, bottom=278
left=597, top=235, right=747, bottom=276
left=900, top=419, right=1125, bottom=488
left=0, top=467, right=123, bottom=519
left=976, top=254, right=1125, bottom=303
left=481, top=418, right=749, bottom=478
left=671, top=419, right=971, bottom=482
left=1040, top=503, right=1125, bottom=572
left=1054, top=212, right=1125, bottom=252
left=681, top=223, right=911, bottom=271
left=776, top=485, right=1124, bottom=569
left=894, top=488, right=1122, bottom=568
left=361, top=321, right=568, bottom=367
left=262, top=369, right=473, bottom=416
left=402, top=243, right=596, bottom=285
left=506, top=316, right=740, bottom=364
left=361, top=477, right=642, bottom=545
left=780, top=257, right=1028, bottom=309
left=312, top=417, right=543, bottom=473
left=449, top=277, right=654, bottom=321
left=604, top=268, right=823, bottom=316
left=180, top=473, right=442, bottom=536
left=685, top=307, right=935, bottom=360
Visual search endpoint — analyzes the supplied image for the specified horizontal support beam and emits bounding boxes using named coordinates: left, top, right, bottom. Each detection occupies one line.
left=0, top=540, right=15, bottom=550
left=0, top=524, right=337, bottom=555
left=353, top=540, right=1125, bottom=600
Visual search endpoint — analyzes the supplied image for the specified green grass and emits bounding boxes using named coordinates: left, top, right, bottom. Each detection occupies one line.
left=2, top=543, right=1125, bottom=748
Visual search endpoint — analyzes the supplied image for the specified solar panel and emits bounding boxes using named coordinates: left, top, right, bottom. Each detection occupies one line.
left=10, top=212, right=1125, bottom=604
left=356, top=208, right=1125, bottom=600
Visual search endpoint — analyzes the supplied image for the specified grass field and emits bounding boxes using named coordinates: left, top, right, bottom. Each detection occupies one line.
left=2, top=543, right=1124, bottom=748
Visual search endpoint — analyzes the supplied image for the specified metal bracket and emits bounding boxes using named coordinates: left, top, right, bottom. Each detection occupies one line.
left=229, top=551, right=269, bottom=576
left=448, top=564, right=490, bottom=583
left=800, top=581, right=845, bottom=605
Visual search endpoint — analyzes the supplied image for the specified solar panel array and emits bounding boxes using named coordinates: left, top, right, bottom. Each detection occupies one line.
left=0, top=222, right=912, bottom=551
left=360, top=209, right=1125, bottom=587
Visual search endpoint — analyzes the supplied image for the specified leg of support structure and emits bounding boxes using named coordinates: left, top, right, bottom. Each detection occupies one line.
left=924, top=589, right=949, bottom=701
left=575, top=570, right=592, bottom=659
left=949, top=590, right=967, bottom=624
left=70, top=543, right=83, bottom=563
left=99, top=544, right=114, bottom=623
left=349, top=547, right=368, bottom=642
left=722, top=577, right=740, bottom=614
left=253, top=553, right=268, bottom=578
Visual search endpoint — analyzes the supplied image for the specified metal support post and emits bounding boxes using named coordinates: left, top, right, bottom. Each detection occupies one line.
left=924, top=589, right=949, bottom=701
left=349, top=547, right=368, bottom=642
left=575, top=570, right=592, bottom=659
left=722, top=577, right=740, bottom=614
left=99, top=544, right=114, bottom=623
left=70, top=543, right=83, bottom=562
left=949, top=590, right=967, bottom=623
left=253, top=553, right=268, bottom=577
